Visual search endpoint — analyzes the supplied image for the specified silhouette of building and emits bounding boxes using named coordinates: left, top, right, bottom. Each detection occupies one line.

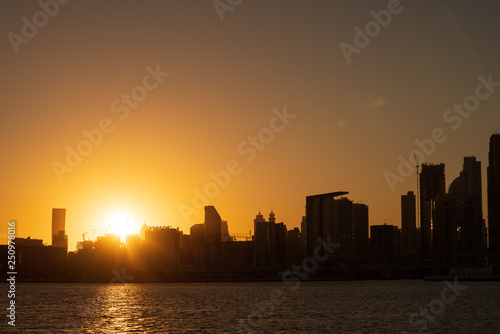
left=7, top=237, right=67, bottom=278
left=254, top=210, right=276, bottom=267
left=287, top=227, right=302, bottom=264
left=275, top=222, right=288, bottom=265
left=300, top=216, right=306, bottom=259
left=488, top=134, right=500, bottom=259
left=370, top=224, right=399, bottom=255
left=143, top=226, right=180, bottom=272
left=221, top=220, right=230, bottom=242
left=205, top=206, right=222, bottom=243
left=460, top=156, right=485, bottom=257
left=401, top=191, right=417, bottom=254
left=306, top=191, right=362, bottom=258
left=190, top=223, right=205, bottom=269
left=52, top=208, right=68, bottom=251
left=253, top=210, right=291, bottom=267
left=204, top=206, right=222, bottom=269
left=419, top=163, right=446, bottom=253
left=433, top=194, right=458, bottom=256
left=353, top=203, right=369, bottom=256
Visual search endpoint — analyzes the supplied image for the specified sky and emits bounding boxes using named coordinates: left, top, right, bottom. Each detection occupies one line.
left=1, top=0, right=500, bottom=251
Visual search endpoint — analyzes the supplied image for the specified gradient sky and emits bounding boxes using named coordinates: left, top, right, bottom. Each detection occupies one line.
left=1, top=0, right=500, bottom=251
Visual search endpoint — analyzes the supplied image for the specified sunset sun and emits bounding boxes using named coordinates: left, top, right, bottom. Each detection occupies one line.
left=107, top=212, right=138, bottom=242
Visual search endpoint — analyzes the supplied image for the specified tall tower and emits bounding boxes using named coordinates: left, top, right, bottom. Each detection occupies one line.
left=52, top=208, right=68, bottom=250
left=204, top=206, right=221, bottom=243
left=353, top=203, right=369, bottom=256
left=419, top=163, right=446, bottom=253
left=305, top=191, right=350, bottom=257
left=204, top=206, right=222, bottom=269
left=461, top=156, right=484, bottom=256
left=401, top=191, right=416, bottom=254
left=488, top=134, right=500, bottom=257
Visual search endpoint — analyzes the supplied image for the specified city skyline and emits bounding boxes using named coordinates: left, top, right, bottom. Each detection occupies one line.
left=3, top=133, right=497, bottom=253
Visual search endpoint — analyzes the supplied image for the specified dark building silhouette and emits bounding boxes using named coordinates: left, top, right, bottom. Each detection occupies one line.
left=488, top=134, right=500, bottom=258
left=353, top=203, right=369, bottom=256
left=433, top=194, right=458, bottom=256
left=306, top=192, right=367, bottom=258
left=275, top=222, right=288, bottom=265
left=143, top=226, right=180, bottom=272
left=204, top=206, right=222, bottom=244
left=420, top=163, right=446, bottom=253
left=204, top=206, right=222, bottom=269
left=460, top=156, right=485, bottom=257
left=221, top=241, right=255, bottom=269
left=286, top=227, right=302, bottom=264
left=370, top=224, right=400, bottom=255
left=401, top=191, right=417, bottom=254
left=300, top=216, right=306, bottom=259
left=52, top=208, right=68, bottom=251
left=254, top=210, right=277, bottom=267
left=221, top=220, right=230, bottom=242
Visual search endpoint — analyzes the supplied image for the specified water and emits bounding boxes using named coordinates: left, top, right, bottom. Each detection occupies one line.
left=2, top=280, right=499, bottom=333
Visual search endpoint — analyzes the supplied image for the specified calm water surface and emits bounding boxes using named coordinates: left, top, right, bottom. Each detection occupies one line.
left=2, top=280, right=500, bottom=333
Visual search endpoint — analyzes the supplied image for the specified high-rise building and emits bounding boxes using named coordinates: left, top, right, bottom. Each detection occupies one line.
left=370, top=224, right=397, bottom=255
left=460, top=156, right=484, bottom=256
left=488, top=134, right=500, bottom=257
left=433, top=194, right=458, bottom=255
left=353, top=203, right=369, bottom=256
left=204, top=206, right=222, bottom=269
left=419, top=163, right=446, bottom=253
left=254, top=210, right=276, bottom=267
left=204, top=206, right=221, bottom=243
left=401, top=191, right=416, bottom=254
left=143, top=226, right=180, bottom=271
left=52, top=208, right=68, bottom=250
left=305, top=191, right=356, bottom=257
left=221, top=220, right=230, bottom=242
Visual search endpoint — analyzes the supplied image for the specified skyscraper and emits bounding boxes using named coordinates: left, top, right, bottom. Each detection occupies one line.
left=204, top=206, right=222, bottom=268
left=488, top=133, right=500, bottom=257
left=460, top=156, right=484, bottom=256
left=254, top=210, right=276, bottom=267
left=204, top=206, right=221, bottom=244
left=401, top=191, right=416, bottom=254
left=419, top=163, right=446, bottom=253
left=305, top=191, right=354, bottom=257
left=52, top=208, right=68, bottom=250
left=353, top=203, right=369, bottom=256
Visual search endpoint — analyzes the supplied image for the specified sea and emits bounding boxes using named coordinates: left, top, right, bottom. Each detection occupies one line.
left=2, top=280, right=499, bottom=333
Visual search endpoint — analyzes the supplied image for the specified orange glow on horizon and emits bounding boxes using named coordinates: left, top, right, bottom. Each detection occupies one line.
left=107, top=212, right=140, bottom=243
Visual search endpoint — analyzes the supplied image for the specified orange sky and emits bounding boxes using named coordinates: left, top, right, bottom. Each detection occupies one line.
left=1, top=1, right=500, bottom=251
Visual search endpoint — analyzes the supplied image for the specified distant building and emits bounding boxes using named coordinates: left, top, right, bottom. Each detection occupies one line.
left=287, top=227, right=302, bottom=264
left=190, top=223, right=205, bottom=269
left=433, top=194, right=458, bottom=255
left=5, top=237, right=66, bottom=278
left=204, top=206, right=221, bottom=244
left=306, top=191, right=365, bottom=258
left=52, top=208, right=68, bottom=251
left=221, top=220, right=230, bottom=242
left=488, top=134, right=500, bottom=258
left=353, top=203, right=369, bottom=256
left=204, top=206, right=222, bottom=269
left=420, top=163, right=446, bottom=253
left=460, top=156, right=484, bottom=256
left=143, top=226, right=180, bottom=272
left=370, top=224, right=399, bottom=255
left=401, top=191, right=416, bottom=254
left=254, top=210, right=276, bottom=267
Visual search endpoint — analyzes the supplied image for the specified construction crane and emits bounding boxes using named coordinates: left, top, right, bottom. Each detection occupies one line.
left=82, top=232, right=88, bottom=241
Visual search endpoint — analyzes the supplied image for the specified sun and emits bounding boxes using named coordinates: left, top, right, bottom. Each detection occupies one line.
left=107, top=212, right=138, bottom=242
